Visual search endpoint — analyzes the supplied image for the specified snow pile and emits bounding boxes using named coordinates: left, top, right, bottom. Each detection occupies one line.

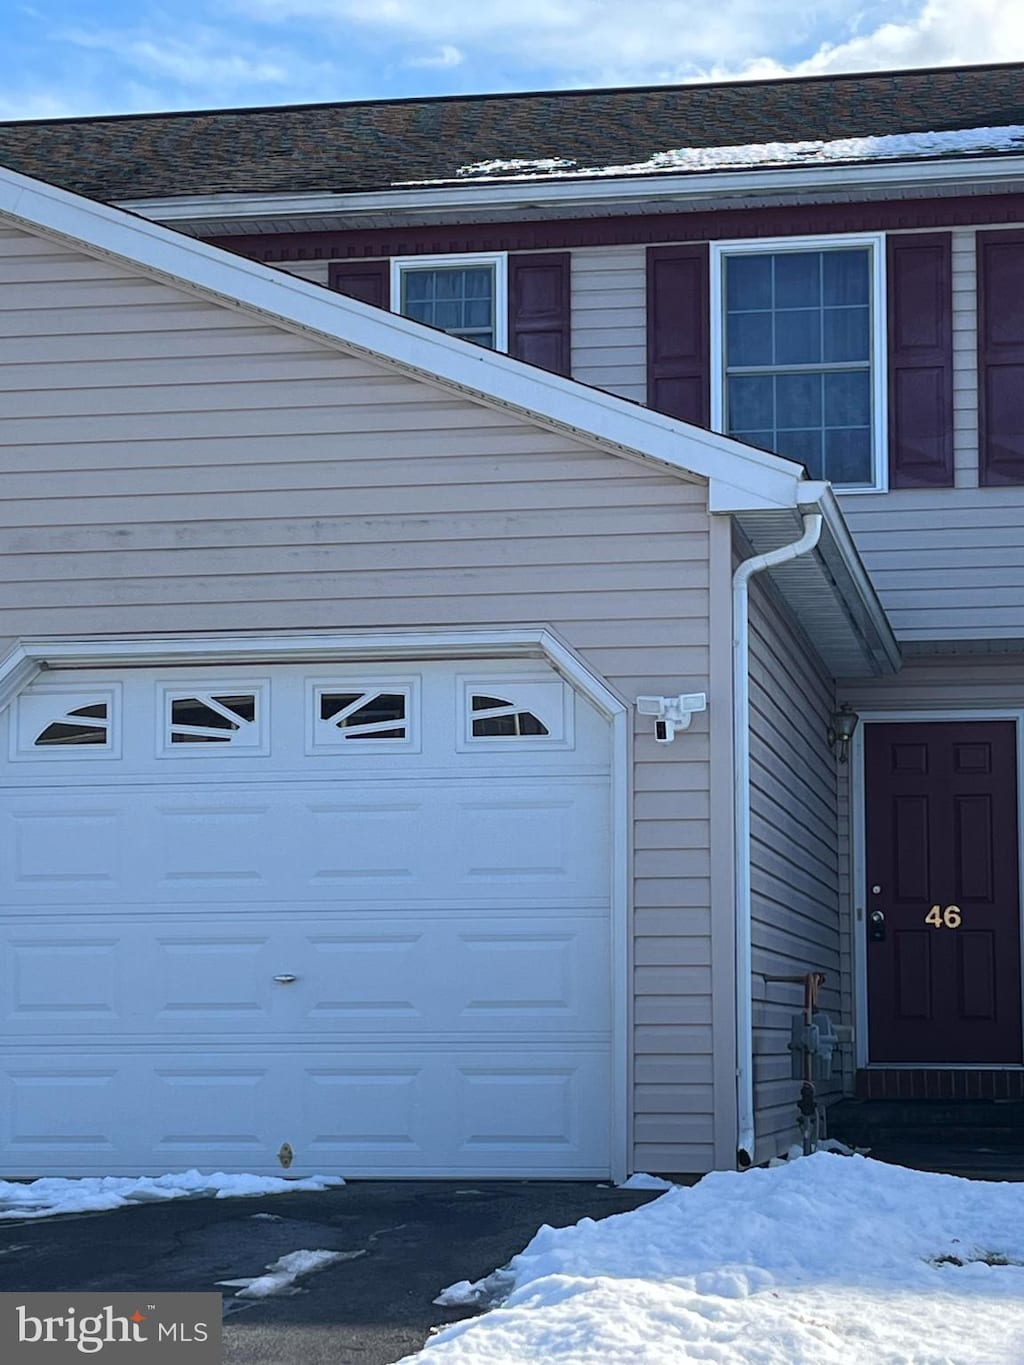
left=219, top=1248, right=360, bottom=1299
left=0, top=1170, right=345, bottom=1220
left=405, top=1155, right=1024, bottom=1364
left=616, top=1173, right=677, bottom=1191
left=442, top=124, right=1024, bottom=183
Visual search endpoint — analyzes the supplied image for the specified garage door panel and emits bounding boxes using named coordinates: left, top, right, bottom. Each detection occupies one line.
left=6, top=806, right=126, bottom=898
left=300, top=1048, right=610, bottom=1176
left=0, top=917, right=609, bottom=1038
left=1, top=781, right=609, bottom=905
left=0, top=1053, right=294, bottom=1174
left=6, top=935, right=123, bottom=1028
left=155, top=801, right=278, bottom=888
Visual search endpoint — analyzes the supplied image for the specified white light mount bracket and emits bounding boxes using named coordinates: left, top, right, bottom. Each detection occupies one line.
left=635, top=692, right=707, bottom=743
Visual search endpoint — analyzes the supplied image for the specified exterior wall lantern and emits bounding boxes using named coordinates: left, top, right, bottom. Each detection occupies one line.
left=827, top=703, right=859, bottom=764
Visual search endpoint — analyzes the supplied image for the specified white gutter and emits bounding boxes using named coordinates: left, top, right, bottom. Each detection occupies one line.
left=732, top=510, right=823, bottom=1167
left=117, top=153, right=1024, bottom=225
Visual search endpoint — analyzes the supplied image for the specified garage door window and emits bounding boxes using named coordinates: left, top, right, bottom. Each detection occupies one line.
left=471, top=695, right=549, bottom=738
left=35, top=701, right=109, bottom=747
left=460, top=677, right=573, bottom=750
left=159, top=685, right=267, bottom=755
left=11, top=685, right=121, bottom=760
left=310, top=683, right=417, bottom=751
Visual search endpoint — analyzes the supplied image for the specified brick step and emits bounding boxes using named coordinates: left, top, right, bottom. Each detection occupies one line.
left=830, top=1099, right=1024, bottom=1129
left=863, top=1146, right=1024, bottom=1181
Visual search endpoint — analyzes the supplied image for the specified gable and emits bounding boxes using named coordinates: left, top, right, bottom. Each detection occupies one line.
left=0, top=220, right=682, bottom=484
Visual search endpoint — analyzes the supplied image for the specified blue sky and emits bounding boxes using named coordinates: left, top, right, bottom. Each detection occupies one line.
left=3, top=0, right=1022, bottom=120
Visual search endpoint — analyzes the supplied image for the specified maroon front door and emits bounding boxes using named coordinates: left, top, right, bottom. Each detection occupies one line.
left=865, top=721, right=1022, bottom=1063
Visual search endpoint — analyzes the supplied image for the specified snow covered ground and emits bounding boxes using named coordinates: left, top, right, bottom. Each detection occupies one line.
left=0, top=1170, right=344, bottom=1220
left=404, top=1154, right=1024, bottom=1364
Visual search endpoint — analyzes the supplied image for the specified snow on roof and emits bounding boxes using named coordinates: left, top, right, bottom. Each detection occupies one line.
left=441, top=124, right=1024, bottom=183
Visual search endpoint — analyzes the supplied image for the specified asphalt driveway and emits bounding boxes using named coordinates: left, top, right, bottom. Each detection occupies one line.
left=0, top=1180, right=662, bottom=1364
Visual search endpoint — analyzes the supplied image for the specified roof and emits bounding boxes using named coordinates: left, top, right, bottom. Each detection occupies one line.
left=1, top=61, right=1022, bottom=201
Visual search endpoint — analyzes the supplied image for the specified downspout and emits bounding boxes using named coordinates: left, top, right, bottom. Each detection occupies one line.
left=733, top=510, right=823, bottom=1167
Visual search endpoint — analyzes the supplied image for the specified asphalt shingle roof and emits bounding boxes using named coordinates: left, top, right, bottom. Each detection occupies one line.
left=1, top=61, right=1023, bottom=202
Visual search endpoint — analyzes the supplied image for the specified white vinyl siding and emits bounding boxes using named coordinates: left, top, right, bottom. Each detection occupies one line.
left=570, top=247, right=647, bottom=403
left=951, top=228, right=979, bottom=486
left=838, top=224, right=1024, bottom=645
left=0, top=223, right=718, bottom=1174
left=747, top=567, right=841, bottom=1162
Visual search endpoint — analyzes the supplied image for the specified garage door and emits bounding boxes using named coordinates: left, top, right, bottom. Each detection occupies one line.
left=0, top=659, right=612, bottom=1178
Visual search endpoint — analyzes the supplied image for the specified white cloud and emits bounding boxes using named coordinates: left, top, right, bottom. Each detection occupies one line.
left=232, top=0, right=1024, bottom=84
left=233, top=0, right=864, bottom=80
left=699, top=0, right=1024, bottom=81
left=406, top=44, right=464, bottom=69
left=61, top=23, right=295, bottom=91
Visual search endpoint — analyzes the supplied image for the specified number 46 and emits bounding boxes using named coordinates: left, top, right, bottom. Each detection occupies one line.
left=925, top=904, right=962, bottom=929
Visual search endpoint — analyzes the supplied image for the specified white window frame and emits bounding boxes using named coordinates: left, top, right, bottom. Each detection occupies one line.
left=390, top=252, right=509, bottom=352
left=306, top=677, right=421, bottom=755
left=156, top=680, right=270, bottom=758
left=456, top=674, right=574, bottom=752
left=10, top=682, right=122, bottom=761
left=709, top=233, right=888, bottom=495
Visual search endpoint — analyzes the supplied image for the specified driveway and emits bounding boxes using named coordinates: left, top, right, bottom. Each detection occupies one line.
left=0, top=1179, right=662, bottom=1364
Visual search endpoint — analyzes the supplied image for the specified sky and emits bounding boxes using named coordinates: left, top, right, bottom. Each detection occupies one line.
left=2, top=0, right=1024, bottom=121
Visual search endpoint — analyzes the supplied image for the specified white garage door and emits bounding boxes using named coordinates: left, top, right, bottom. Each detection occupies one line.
left=0, top=658, right=613, bottom=1178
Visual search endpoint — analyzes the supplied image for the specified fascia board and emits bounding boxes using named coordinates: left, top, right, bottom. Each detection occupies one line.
left=0, top=164, right=804, bottom=510
left=799, top=482, right=902, bottom=675
left=117, top=153, right=1024, bottom=224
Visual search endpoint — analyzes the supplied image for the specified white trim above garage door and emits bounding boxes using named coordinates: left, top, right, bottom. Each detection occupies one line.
left=0, top=630, right=630, bottom=1181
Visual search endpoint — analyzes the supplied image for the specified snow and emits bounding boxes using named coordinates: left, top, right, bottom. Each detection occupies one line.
left=405, top=1154, right=1024, bottom=1364
left=0, top=1169, right=345, bottom=1220
left=218, top=1248, right=360, bottom=1299
left=617, top=1173, right=677, bottom=1191
left=436, top=125, right=1024, bottom=184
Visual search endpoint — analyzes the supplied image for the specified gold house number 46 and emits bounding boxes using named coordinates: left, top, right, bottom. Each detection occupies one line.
left=924, top=904, right=962, bottom=929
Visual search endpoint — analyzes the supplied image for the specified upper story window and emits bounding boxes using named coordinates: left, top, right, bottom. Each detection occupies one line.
left=391, top=253, right=508, bottom=351
left=711, top=235, right=886, bottom=491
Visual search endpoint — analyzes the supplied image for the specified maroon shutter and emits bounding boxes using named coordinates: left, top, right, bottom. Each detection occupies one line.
left=887, top=233, right=954, bottom=487
left=646, top=245, right=709, bottom=425
left=508, top=253, right=571, bottom=374
left=979, top=230, right=1024, bottom=485
left=327, top=259, right=389, bottom=308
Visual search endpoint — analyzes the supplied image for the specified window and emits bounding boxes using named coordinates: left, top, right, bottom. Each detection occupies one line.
left=169, top=693, right=257, bottom=744
left=458, top=676, right=572, bottom=750
left=712, top=236, right=885, bottom=490
left=158, top=683, right=268, bottom=755
left=391, top=253, right=507, bottom=350
left=35, top=702, right=109, bottom=747
left=471, top=695, right=549, bottom=738
left=11, top=684, right=121, bottom=760
left=308, top=680, right=418, bottom=752
left=319, top=690, right=407, bottom=739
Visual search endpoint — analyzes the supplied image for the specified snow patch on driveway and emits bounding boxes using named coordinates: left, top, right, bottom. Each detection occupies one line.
left=407, top=1154, right=1024, bottom=1364
left=220, top=1248, right=362, bottom=1299
left=0, top=1170, right=345, bottom=1220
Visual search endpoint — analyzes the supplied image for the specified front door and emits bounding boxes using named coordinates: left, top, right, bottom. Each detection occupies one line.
left=865, top=721, right=1022, bottom=1063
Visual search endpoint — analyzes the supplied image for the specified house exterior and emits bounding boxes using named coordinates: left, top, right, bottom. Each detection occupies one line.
left=0, top=61, right=1021, bottom=1180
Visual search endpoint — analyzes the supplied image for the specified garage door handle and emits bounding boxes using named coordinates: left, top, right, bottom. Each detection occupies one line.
left=273, top=974, right=298, bottom=984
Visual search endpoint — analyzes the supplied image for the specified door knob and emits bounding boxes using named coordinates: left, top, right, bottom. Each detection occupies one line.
left=868, top=910, right=886, bottom=943
left=273, top=974, right=298, bottom=984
